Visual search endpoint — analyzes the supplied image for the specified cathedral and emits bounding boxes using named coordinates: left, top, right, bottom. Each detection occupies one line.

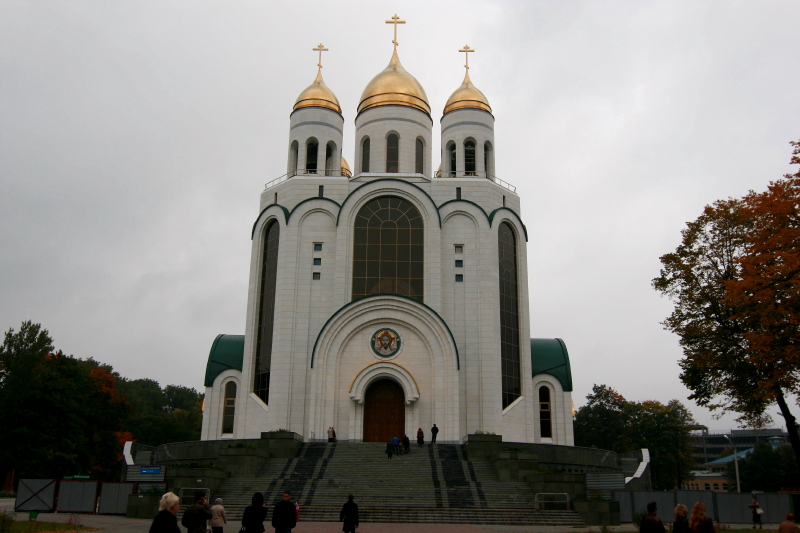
left=201, top=18, right=575, bottom=446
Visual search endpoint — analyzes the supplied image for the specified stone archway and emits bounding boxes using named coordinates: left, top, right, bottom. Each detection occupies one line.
left=363, top=379, right=405, bottom=442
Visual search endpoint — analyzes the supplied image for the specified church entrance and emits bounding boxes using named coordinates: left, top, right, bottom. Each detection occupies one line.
left=362, top=379, right=405, bottom=442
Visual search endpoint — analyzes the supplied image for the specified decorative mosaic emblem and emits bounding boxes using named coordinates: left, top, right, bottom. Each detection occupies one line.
left=371, top=328, right=401, bottom=357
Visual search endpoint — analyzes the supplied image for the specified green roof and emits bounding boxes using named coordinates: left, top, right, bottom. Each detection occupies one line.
left=204, top=334, right=245, bottom=387
left=530, top=338, right=573, bottom=391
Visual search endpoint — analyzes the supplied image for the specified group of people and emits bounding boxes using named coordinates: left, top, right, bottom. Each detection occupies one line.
left=149, top=490, right=359, bottom=533
left=385, top=425, right=439, bottom=458
left=640, top=500, right=800, bottom=533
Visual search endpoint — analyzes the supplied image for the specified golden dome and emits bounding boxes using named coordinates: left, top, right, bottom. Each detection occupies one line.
left=341, top=157, right=351, bottom=177
left=443, top=70, right=492, bottom=115
left=358, top=48, right=430, bottom=115
left=294, top=69, right=341, bottom=114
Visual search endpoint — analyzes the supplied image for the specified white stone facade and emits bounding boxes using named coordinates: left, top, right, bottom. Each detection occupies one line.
left=200, top=49, right=575, bottom=447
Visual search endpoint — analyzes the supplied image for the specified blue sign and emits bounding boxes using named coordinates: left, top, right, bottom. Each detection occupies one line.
left=139, top=466, right=161, bottom=474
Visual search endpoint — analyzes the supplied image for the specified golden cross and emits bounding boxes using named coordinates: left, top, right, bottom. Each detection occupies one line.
left=460, top=45, right=475, bottom=69
left=386, top=14, right=406, bottom=47
left=313, top=43, right=328, bottom=69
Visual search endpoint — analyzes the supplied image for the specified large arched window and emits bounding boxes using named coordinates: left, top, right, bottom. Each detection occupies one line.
left=386, top=134, right=399, bottom=173
left=353, top=196, right=423, bottom=302
left=306, top=138, right=318, bottom=173
left=539, top=386, right=552, bottom=438
left=464, top=140, right=476, bottom=175
left=254, top=220, right=280, bottom=404
left=361, top=137, right=370, bottom=173
left=498, top=222, right=521, bottom=408
left=415, top=138, right=424, bottom=174
left=222, top=381, right=237, bottom=434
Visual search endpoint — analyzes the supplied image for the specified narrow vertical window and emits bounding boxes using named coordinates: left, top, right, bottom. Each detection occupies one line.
left=306, top=139, right=318, bottom=173
left=325, top=142, right=334, bottom=176
left=361, top=137, right=370, bottom=173
left=222, top=381, right=236, bottom=434
left=254, top=220, right=280, bottom=404
left=319, top=185, right=324, bottom=198
left=290, top=141, right=299, bottom=176
left=448, top=143, right=456, bottom=176
left=386, top=134, right=399, bottom=173
left=464, top=140, right=476, bottom=175
left=415, top=138, right=424, bottom=174
left=484, top=141, right=493, bottom=176
left=498, top=222, right=521, bottom=409
left=456, top=187, right=461, bottom=200
left=539, top=386, right=552, bottom=438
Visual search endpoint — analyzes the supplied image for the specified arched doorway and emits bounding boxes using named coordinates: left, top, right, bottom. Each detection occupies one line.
left=363, top=379, right=405, bottom=442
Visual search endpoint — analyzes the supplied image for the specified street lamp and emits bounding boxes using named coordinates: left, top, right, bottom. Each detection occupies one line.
left=722, top=434, right=741, bottom=493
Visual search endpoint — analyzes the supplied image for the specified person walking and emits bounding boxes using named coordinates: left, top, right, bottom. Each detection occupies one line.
left=688, top=502, right=715, bottom=533
left=749, top=499, right=763, bottom=529
left=149, top=492, right=180, bottom=533
left=640, top=502, right=666, bottom=533
left=181, top=490, right=212, bottom=533
left=241, top=492, right=268, bottom=533
left=328, top=426, right=336, bottom=443
left=778, top=514, right=800, bottom=533
left=271, top=491, right=297, bottom=533
left=430, top=424, right=439, bottom=444
left=385, top=438, right=393, bottom=459
left=402, top=434, right=411, bottom=454
left=391, top=435, right=399, bottom=455
left=210, top=498, right=227, bottom=533
left=417, top=428, right=424, bottom=447
left=339, top=494, right=359, bottom=533
left=673, top=504, right=690, bottom=533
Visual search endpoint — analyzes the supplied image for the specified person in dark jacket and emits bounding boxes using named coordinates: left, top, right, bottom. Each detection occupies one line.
left=689, top=502, right=715, bottom=533
left=430, top=424, right=439, bottom=444
left=673, top=504, right=690, bottom=533
left=241, top=492, right=268, bottom=533
left=385, top=439, right=393, bottom=459
left=417, top=428, right=424, bottom=446
left=149, top=492, right=181, bottom=533
left=402, top=434, right=411, bottom=454
left=271, top=491, right=297, bottom=533
left=181, top=490, right=212, bottom=533
left=339, top=495, right=359, bottom=533
left=640, top=501, right=666, bottom=533
left=749, top=499, right=763, bottom=529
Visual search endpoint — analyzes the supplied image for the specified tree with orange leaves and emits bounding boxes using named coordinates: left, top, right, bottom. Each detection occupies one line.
left=654, top=140, right=800, bottom=481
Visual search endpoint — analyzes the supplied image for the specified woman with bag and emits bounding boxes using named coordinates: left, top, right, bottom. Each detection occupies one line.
left=241, top=492, right=268, bottom=533
left=749, top=499, right=764, bottom=529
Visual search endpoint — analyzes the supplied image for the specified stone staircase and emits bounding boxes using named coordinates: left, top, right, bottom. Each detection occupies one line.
left=208, top=442, right=584, bottom=526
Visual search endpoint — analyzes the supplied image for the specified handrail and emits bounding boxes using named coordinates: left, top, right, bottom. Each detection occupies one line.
left=437, top=170, right=516, bottom=192
left=265, top=168, right=351, bottom=190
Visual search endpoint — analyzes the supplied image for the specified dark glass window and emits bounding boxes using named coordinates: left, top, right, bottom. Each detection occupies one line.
left=314, top=243, right=322, bottom=251
left=222, top=381, right=236, bottom=434
left=539, top=386, right=552, bottom=438
left=455, top=260, right=463, bottom=268
left=386, top=134, right=399, bottom=173
left=290, top=141, right=298, bottom=174
left=498, top=222, right=521, bottom=409
left=254, top=220, right=279, bottom=404
left=313, top=258, right=321, bottom=266
left=313, top=272, right=320, bottom=280
left=415, top=138, right=424, bottom=174
left=484, top=141, right=492, bottom=176
left=306, top=139, right=318, bottom=172
left=448, top=144, right=456, bottom=175
left=362, top=138, right=370, bottom=172
left=455, top=274, right=463, bottom=282
left=464, top=140, right=476, bottom=175
left=352, top=196, right=423, bottom=302
left=325, top=142, right=334, bottom=176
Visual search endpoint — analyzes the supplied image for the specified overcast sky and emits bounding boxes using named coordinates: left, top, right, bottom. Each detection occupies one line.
left=2, top=1, right=798, bottom=431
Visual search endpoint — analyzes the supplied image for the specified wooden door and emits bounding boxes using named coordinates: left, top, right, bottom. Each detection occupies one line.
left=363, top=379, right=405, bottom=442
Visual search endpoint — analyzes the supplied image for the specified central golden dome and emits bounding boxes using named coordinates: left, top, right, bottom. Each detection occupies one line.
left=358, top=48, right=430, bottom=115
left=294, top=69, right=341, bottom=114
left=443, top=70, right=491, bottom=115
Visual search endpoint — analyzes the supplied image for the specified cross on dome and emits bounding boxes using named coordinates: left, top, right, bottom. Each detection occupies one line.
left=385, top=14, right=406, bottom=47
left=459, top=45, right=474, bottom=70
left=313, top=43, right=328, bottom=70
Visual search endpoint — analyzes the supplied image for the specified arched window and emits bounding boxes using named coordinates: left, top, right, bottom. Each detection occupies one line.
left=306, top=139, right=318, bottom=173
left=499, top=222, right=521, bottom=409
left=325, top=142, right=335, bottom=176
left=539, top=386, right=552, bottom=438
left=704, top=483, right=710, bottom=491
left=290, top=141, right=298, bottom=175
left=222, top=381, right=236, bottom=434
left=415, top=138, right=424, bottom=174
left=722, top=483, right=728, bottom=491
left=448, top=142, right=456, bottom=176
left=464, top=140, right=476, bottom=175
left=361, top=137, right=370, bottom=173
left=713, top=483, right=719, bottom=491
left=484, top=141, right=493, bottom=176
left=353, top=196, right=423, bottom=302
left=254, top=220, right=280, bottom=404
left=386, top=134, right=399, bottom=173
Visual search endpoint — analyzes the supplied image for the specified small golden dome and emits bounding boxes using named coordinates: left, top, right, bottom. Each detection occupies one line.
left=341, top=157, right=351, bottom=177
left=294, top=69, right=341, bottom=114
left=443, top=70, right=491, bottom=115
left=358, top=48, right=430, bottom=115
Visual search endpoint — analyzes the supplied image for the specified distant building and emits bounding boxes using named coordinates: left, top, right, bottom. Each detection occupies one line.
left=689, top=426, right=787, bottom=465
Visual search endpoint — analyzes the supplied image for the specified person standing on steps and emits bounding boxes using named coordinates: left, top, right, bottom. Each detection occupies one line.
left=402, top=434, right=411, bottom=454
left=271, top=491, right=297, bottom=533
left=328, top=426, right=336, bottom=443
left=241, top=492, right=268, bottom=533
left=210, top=498, right=227, bottom=533
left=339, top=494, right=359, bottom=533
left=385, top=438, right=393, bottom=459
left=417, top=427, right=424, bottom=446
left=430, top=424, right=439, bottom=444
left=391, top=434, right=399, bottom=455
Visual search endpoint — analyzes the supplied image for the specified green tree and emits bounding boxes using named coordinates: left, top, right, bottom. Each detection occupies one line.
left=117, top=378, right=204, bottom=445
left=725, top=442, right=800, bottom=492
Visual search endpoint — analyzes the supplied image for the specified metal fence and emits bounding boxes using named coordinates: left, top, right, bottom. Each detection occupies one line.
left=57, top=481, right=99, bottom=513
left=14, top=479, right=56, bottom=512
left=613, top=490, right=793, bottom=524
left=98, top=483, right=134, bottom=515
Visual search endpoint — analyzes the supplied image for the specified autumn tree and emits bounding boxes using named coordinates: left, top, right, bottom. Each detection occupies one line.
left=653, top=140, right=800, bottom=480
